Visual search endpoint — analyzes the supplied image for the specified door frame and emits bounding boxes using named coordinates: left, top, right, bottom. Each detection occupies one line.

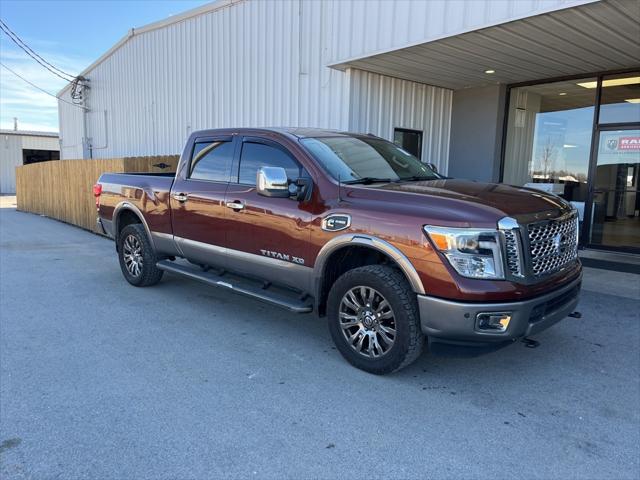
left=224, top=134, right=315, bottom=291
left=583, top=122, right=640, bottom=253
left=170, top=133, right=240, bottom=266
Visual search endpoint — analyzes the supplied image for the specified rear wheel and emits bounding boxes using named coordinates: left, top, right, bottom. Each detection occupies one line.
left=117, top=224, right=164, bottom=287
left=327, top=265, right=424, bottom=374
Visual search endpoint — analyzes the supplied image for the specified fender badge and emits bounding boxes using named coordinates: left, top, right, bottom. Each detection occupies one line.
left=322, top=214, right=351, bottom=232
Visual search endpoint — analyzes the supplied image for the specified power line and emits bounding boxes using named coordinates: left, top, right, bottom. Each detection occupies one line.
left=0, top=20, right=88, bottom=104
left=0, top=61, right=86, bottom=110
left=0, top=19, right=76, bottom=82
left=0, top=18, right=76, bottom=80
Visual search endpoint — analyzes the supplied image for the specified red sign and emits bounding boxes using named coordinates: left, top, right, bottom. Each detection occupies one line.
left=619, top=137, right=640, bottom=150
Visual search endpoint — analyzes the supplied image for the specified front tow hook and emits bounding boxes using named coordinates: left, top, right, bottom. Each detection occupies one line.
left=522, top=337, right=540, bottom=349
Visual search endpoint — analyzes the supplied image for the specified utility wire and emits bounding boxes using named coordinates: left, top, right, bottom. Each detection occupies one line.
left=0, top=18, right=76, bottom=79
left=0, top=19, right=76, bottom=82
left=0, top=20, right=87, bottom=104
left=0, top=61, right=86, bottom=110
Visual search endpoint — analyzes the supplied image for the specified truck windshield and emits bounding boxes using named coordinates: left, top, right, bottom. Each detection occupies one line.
left=300, top=135, right=441, bottom=183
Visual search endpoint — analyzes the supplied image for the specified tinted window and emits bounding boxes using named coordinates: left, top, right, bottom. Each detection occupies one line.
left=394, top=128, right=423, bottom=160
left=190, top=141, right=234, bottom=182
left=238, top=142, right=301, bottom=185
left=598, top=73, right=640, bottom=125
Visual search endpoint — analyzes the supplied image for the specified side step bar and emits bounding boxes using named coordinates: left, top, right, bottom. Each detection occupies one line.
left=156, top=260, right=313, bottom=313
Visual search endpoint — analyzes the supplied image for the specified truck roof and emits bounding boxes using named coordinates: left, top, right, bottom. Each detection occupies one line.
left=189, top=127, right=365, bottom=140
left=268, top=127, right=356, bottom=138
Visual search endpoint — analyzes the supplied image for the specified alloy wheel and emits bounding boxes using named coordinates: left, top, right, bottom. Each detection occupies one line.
left=338, top=286, right=396, bottom=358
left=123, top=234, right=143, bottom=277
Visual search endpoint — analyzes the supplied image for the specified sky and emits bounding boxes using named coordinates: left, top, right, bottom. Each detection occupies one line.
left=0, top=0, right=210, bottom=132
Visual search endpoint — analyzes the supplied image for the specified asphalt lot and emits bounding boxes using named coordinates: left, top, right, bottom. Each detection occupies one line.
left=1, top=198, right=639, bottom=479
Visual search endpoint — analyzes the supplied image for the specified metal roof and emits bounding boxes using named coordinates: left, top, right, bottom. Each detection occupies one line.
left=329, top=0, right=640, bottom=90
left=0, top=129, right=59, bottom=138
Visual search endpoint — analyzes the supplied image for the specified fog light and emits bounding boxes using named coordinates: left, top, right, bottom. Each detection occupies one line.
left=476, top=312, right=512, bottom=333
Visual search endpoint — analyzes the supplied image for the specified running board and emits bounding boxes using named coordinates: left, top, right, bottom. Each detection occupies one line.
left=156, top=260, right=313, bottom=313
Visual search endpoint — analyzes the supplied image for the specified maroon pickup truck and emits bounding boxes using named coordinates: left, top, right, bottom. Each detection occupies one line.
left=95, top=128, right=581, bottom=374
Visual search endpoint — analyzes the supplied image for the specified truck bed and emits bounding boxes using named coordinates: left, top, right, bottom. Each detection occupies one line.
left=97, top=172, right=175, bottom=237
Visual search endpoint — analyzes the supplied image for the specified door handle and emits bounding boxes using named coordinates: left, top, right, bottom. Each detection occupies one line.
left=172, top=193, right=188, bottom=202
left=226, top=201, right=245, bottom=210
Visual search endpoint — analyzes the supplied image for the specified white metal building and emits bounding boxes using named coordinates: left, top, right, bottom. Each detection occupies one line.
left=0, top=129, right=59, bottom=194
left=57, top=0, right=640, bottom=253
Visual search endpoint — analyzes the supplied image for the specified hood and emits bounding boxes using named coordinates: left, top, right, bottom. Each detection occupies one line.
left=345, top=179, right=573, bottom=227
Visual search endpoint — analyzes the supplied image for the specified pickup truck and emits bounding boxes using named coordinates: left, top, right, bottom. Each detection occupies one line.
left=95, top=128, right=581, bottom=374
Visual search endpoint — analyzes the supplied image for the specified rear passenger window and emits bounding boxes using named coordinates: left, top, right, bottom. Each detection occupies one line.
left=190, top=141, right=234, bottom=182
left=238, top=142, right=302, bottom=185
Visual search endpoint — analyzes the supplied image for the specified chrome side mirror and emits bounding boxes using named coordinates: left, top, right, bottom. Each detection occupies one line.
left=256, top=166, right=289, bottom=198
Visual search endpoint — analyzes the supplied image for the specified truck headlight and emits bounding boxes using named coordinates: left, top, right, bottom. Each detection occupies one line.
left=424, top=226, right=505, bottom=280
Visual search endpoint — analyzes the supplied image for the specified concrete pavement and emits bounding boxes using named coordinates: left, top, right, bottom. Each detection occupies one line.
left=1, top=201, right=639, bottom=479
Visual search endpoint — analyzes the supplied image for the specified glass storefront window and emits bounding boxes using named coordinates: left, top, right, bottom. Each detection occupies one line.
left=597, top=72, right=640, bottom=125
left=589, top=129, right=640, bottom=250
left=503, top=71, right=640, bottom=252
left=503, top=78, right=596, bottom=219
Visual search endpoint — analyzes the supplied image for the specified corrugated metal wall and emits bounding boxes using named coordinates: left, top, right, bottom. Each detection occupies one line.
left=58, top=93, right=85, bottom=160
left=0, top=134, right=60, bottom=193
left=58, top=0, right=588, bottom=166
left=59, top=0, right=351, bottom=160
left=347, top=69, right=452, bottom=172
left=0, top=134, right=22, bottom=194
left=21, top=135, right=59, bottom=151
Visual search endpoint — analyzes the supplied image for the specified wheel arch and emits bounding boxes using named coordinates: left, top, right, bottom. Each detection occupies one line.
left=113, top=202, right=156, bottom=252
left=314, top=234, right=425, bottom=316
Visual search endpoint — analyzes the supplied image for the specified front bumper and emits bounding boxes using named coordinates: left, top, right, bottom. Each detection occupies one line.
left=417, top=273, right=581, bottom=345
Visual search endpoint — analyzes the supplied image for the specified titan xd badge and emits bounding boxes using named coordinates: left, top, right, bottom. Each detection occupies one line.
left=322, top=214, right=351, bottom=232
left=260, top=250, right=305, bottom=265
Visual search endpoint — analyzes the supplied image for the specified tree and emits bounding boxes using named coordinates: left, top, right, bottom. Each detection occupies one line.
left=539, top=136, right=557, bottom=181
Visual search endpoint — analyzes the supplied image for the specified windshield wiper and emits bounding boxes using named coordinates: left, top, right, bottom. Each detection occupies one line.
left=397, top=175, right=437, bottom=182
left=343, top=177, right=395, bottom=185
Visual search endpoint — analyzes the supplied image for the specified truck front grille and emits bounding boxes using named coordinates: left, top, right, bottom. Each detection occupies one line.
left=502, top=212, right=579, bottom=281
left=526, top=213, right=579, bottom=277
left=503, top=229, right=522, bottom=277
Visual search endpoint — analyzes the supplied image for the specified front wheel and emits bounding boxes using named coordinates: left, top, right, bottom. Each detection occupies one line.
left=117, top=224, right=164, bottom=287
left=327, top=265, right=425, bottom=374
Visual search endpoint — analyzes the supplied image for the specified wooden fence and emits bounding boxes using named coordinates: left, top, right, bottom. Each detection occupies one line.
left=15, top=156, right=179, bottom=233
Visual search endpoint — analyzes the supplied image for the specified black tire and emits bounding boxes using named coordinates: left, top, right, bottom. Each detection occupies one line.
left=327, top=265, right=425, bottom=374
left=117, top=224, right=164, bottom=287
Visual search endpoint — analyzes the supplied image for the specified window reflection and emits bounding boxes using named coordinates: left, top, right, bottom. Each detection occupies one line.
left=503, top=78, right=596, bottom=218
left=597, top=73, right=640, bottom=124
left=590, top=129, right=640, bottom=249
left=502, top=72, right=640, bottom=251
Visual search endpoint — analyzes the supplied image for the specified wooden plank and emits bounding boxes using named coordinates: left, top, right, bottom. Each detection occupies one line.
left=15, top=156, right=178, bottom=233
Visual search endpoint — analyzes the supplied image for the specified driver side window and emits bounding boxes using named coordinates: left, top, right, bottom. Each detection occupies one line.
left=238, top=142, right=303, bottom=185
